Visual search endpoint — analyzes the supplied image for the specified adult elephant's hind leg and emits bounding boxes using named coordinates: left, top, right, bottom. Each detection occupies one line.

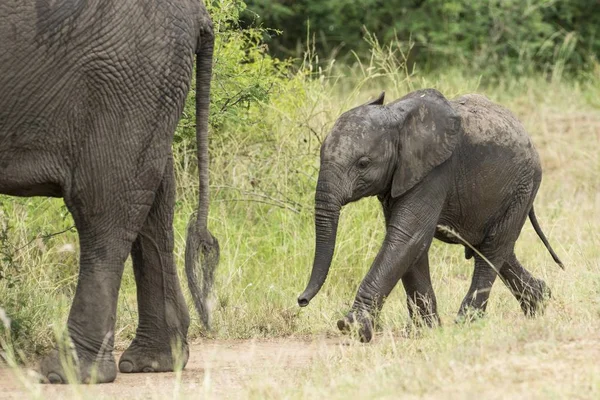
left=40, top=169, right=161, bottom=384
left=119, top=157, right=190, bottom=374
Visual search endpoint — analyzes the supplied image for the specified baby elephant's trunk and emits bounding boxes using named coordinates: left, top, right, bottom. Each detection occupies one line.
left=298, top=195, right=341, bottom=307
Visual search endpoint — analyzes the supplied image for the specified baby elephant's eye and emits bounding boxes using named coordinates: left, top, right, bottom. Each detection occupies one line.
left=357, top=157, right=371, bottom=169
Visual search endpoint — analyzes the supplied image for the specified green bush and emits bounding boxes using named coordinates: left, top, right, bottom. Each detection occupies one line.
left=175, top=0, right=292, bottom=145
left=243, top=0, right=599, bottom=76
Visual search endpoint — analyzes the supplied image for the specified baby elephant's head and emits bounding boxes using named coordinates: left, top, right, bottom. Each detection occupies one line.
left=317, top=92, right=397, bottom=206
left=298, top=89, right=461, bottom=307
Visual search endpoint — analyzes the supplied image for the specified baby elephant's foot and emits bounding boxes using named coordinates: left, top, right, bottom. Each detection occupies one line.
left=119, top=339, right=189, bottom=373
left=39, top=349, right=117, bottom=384
left=403, top=314, right=441, bottom=338
left=337, top=310, right=374, bottom=343
left=518, top=279, right=551, bottom=317
left=455, top=307, right=486, bottom=324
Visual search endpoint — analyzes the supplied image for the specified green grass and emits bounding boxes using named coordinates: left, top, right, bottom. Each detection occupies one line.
left=1, top=57, right=599, bottom=397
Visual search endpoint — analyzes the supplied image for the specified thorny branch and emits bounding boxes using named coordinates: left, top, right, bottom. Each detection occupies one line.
left=213, top=185, right=303, bottom=214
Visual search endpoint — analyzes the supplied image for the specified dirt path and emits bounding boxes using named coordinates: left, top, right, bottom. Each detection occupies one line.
left=0, top=337, right=338, bottom=399
left=2, top=335, right=599, bottom=399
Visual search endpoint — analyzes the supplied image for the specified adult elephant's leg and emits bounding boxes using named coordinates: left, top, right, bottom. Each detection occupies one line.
left=401, top=252, right=440, bottom=327
left=119, top=157, right=190, bottom=373
left=39, top=153, right=165, bottom=383
left=39, top=232, right=128, bottom=383
left=457, top=251, right=505, bottom=321
left=39, top=258, right=125, bottom=383
left=40, top=198, right=154, bottom=383
left=500, top=253, right=550, bottom=316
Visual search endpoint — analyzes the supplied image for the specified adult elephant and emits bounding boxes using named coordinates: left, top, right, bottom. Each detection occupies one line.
left=298, top=89, right=563, bottom=342
left=0, top=0, right=218, bottom=384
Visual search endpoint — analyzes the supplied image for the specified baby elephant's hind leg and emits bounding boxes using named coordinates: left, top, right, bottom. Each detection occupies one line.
left=457, top=251, right=503, bottom=321
left=500, top=253, right=551, bottom=317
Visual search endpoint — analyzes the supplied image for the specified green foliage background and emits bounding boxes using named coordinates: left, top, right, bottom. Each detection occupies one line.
left=243, top=0, right=599, bottom=76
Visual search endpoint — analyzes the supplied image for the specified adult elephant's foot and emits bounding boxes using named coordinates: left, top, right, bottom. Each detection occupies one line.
left=518, top=279, right=551, bottom=317
left=119, top=339, right=189, bottom=373
left=337, top=310, right=374, bottom=343
left=39, top=349, right=117, bottom=384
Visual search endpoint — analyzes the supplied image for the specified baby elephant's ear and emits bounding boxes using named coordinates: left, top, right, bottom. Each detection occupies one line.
left=366, top=91, right=385, bottom=106
left=390, top=89, right=461, bottom=198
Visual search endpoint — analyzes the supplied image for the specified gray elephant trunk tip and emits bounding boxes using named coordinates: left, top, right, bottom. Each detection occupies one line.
left=300, top=199, right=341, bottom=309
left=297, top=296, right=310, bottom=307
left=297, top=287, right=319, bottom=307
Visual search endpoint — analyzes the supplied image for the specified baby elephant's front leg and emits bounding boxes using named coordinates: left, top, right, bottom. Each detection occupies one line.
left=401, top=252, right=440, bottom=328
left=338, top=183, right=445, bottom=342
left=338, top=226, right=436, bottom=342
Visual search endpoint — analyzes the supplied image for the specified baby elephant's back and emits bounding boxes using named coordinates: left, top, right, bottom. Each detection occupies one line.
left=448, top=94, right=542, bottom=219
left=451, top=94, right=538, bottom=164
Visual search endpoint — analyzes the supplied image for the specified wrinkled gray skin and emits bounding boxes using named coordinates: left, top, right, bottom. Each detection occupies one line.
left=0, top=0, right=219, bottom=383
left=298, top=89, right=564, bottom=342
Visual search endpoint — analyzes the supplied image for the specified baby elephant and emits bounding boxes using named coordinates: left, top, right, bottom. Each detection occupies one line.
left=298, top=89, right=563, bottom=342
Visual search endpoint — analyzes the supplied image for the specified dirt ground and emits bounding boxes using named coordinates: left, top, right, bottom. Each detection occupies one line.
left=0, top=337, right=337, bottom=399
left=1, top=335, right=599, bottom=399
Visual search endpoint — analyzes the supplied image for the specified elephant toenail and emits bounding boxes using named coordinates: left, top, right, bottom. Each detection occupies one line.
left=47, top=372, right=63, bottom=384
left=119, top=360, right=134, bottom=373
left=142, top=366, right=155, bottom=373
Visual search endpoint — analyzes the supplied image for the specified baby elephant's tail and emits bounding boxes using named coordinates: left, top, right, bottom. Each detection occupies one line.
left=529, top=207, right=565, bottom=270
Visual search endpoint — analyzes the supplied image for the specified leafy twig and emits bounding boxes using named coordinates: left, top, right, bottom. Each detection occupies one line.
left=15, top=226, right=76, bottom=252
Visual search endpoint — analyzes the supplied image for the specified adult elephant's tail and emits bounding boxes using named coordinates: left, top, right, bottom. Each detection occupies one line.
left=529, top=206, right=564, bottom=270
left=185, top=24, right=220, bottom=331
